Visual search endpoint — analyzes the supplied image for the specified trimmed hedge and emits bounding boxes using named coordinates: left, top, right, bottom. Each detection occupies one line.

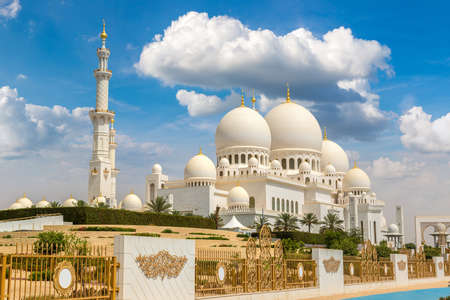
left=273, top=231, right=326, bottom=245
left=0, top=207, right=215, bottom=229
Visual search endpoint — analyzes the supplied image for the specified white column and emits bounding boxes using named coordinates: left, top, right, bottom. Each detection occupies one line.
left=433, top=256, right=444, bottom=279
left=390, top=253, right=408, bottom=286
left=312, top=248, right=344, bottom=296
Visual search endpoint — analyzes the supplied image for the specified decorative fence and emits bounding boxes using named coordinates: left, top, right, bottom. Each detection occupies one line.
left=0, top=243, right=118, bottom=300
left=407, top=247, right=435, bottom=279
left=343, top=240, right=394, bottom=285
left=195, top=225, right=316, bottom=297
left=445, top=260, right=450, bottom=277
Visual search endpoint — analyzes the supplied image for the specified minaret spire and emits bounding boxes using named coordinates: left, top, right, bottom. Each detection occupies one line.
left=251, top=89, right=256, bottom=110
left=286, top=83, right=291, bottom=103
left=240, top=89, right=245, bottom=107
left=100, top=19, right=108, bottom=48
left=323, top=127, right=327, bottom=140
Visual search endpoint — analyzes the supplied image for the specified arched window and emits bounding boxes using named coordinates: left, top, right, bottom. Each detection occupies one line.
left=282, top=199, right=285, bottom=212
left=305, top=177, right=310, bottom=184
left=329, top=180, right=332, bottom=186
left=282, top=159, right=287, bottom=170
left=248, top=154, right=252, bottom=161
left=297, top=158, right=302, bottom=168
left=241, top=154, right=246, bottom=163
left=286, top=200, right=289, bottom=212
left=150, top=183, right=155, bottom=201
left=235, top=154, right=239, bottom=164
left=291, top=201, right=294, bottom=213
left=228, top=155, right=232, bottom=164
left=289, top=158, right=295, bottom=169
left=272, top=197, right=275, bottom=210
left=260, top=155, right=263, bottom=164
left=253, top=170, right=257, bottom=174
left=249, top=197, right=255, bottom=208
left=219, top=171, right=223, bottom=176
left=277, top=198, right=280, bottom=211
left=295, top=202, right=298, bottom=214
left=312, top=160, right=316, bottom=170
left=227, top=171, right=230, bottom=176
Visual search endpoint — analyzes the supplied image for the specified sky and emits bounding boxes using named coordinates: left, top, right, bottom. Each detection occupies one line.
left=0, top=0, right=449, bottom=242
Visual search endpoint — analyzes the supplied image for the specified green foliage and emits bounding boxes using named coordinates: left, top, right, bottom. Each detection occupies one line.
left=73, top=226, right=136, bottom=232
left=33, top=231, right=88, bottom=255
left=253, top=215, right=270, bottom=232
left=423, top=244, right=441, bottom=259
left=2, top=235, right=12, bottom=239
left=161, top=228, right=179, bottom=234
left=273, top=231, right=326, bottom=245
left=281, top=238, right=305, bottom=252
left=76, top=200, right=88, bottom=207
left=299, top=213, right=319, bottom=233
left=28, top=270, right=53, bottom=281
left=404, top=242, right=416, bottom=250
left=376, top=240, right=393, bottom=258
left=0, top=207, right=215, bottom=229
left=236, top=233, right=249, bottom=238
left=274, top=213, right=299, bottom=232
left=209, top=207, right=223, bottom=229
left=123, top=233, right=160, bottom=237
left=186, top=236, right=229, bottom=240
left=217, top=244, right=234, bottom=247
left=49, top=201, right=61, bottom=208
left=320, top=212, right=344, bottom=233
left=330, top=237, right=359, bottom=256
left=146, top=196, right=172, bottom=214
left=189, top=232, right=218, bottom=236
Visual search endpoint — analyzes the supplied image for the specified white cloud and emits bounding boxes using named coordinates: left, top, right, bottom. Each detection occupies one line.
left=176, top=89, right=240, bottom=116
left=345, top=150, right=360, bottom=163
left=399, top=106, right=450, bottom=152
left=16, top=74, right=27, bottom=80
left=369, top=156, right=424, bottom=179
left=135, top=11, right=392, bottom=102
left=0, top=0, right=21, bottom=19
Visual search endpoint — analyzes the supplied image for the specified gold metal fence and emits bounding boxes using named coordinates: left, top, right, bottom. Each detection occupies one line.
left=343, top=240, right=394, bottom=285
left=407, top=247, right=436, bottom=279
left=195, top=225, right=317, bottom=297
left=0, top=243, right=118, bottom=300
left=444, top=261, right=450, bottom=276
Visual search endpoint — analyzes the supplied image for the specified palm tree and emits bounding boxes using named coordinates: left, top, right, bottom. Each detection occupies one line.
left=274, top=213, right=299, bottom=232
left=209, top=207, right=223, bottom=229
left=253, top=215, right=270, bottom=232
left=299, top=213, right=319, bottom=233
left=146, top=196, right=171, bottom=214
left=320, top=212, right=344, bottom=233
left=50, top=201, right=61, bottom=208
left=170, top=210, right=182, bottom=216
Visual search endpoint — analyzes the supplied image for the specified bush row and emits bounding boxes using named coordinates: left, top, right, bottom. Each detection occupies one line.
left=0, top=207, right=215, bottom=229
left=272, top=231, right=326, bottom=245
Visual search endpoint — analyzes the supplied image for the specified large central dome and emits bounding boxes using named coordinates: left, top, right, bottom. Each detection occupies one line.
left=265, top=102, right=322, bottom=152
left=215, top=106, right=271, bottom=151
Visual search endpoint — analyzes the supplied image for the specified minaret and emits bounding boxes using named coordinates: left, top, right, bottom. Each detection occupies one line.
left=88, top=20, right=115, bottom=206
left=109, top=119, right=119, bottom=208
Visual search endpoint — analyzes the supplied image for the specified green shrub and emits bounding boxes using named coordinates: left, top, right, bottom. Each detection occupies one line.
left=28, top=270, right=53, bottom=281
left=2, top=235, right=12, bottom=239
left=376, top=240, right=393, bottom=258
left=34, top=231, right=66, bottom=254
left=236, top=233, right=249, bottom=238
left=161, top=229, right=179, bottom=234
left=218, top=244, right=234, bottom=247
left=273, top=231, right=326, bottom=245
left=282, top=238, right=305, bottom=252
left=186, top=236, right=228, bottom=240
left=404, top=242, right=416, bottom=250
left=189, top=232, right=219, bottom=236
left=0, top=207, right=214, bottom=229
left=123, top=233, right=160, bottom=238
left=423, top=244, right=441, bottom=259
left=330, top=237, right=359, bottom=256
left=73, top=226, right=136, bottom=232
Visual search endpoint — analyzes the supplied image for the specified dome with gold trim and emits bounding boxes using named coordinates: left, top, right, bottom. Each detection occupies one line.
left=343, top=163, right=371, bottom=191
left=16, top=193, right=32, bottom=208
left=184, top=149, right=216, bottom=180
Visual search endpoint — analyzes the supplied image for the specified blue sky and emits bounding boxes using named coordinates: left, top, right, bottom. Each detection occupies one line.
left=1, top=0, right=449, bottom=241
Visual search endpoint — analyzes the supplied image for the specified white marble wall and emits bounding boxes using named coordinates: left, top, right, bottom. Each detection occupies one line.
left=0, top=215, right=65, bottom=232
left=390, top=254, right=408, bottom=286
left=114, top=235, right=195, bottom=300
left=433, top=256, right=444, bottom=279
left=312, top=248, right=344, bottom=296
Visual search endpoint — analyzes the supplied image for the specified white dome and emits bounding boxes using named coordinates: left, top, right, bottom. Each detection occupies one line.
left=248, top=157, right=259, bottom=167
left=343, top=165, right=371, bottom=190
left=120, top=193, right=142, bottom=211
left=228, top=186, right=249, bottom=208
left=215, top=106, right=271, bottom=151
left=93, top=194, right=106, bottom=206
left=36, top=197, right=50, bottom=208
left=435, top=223, right=446, bottom=233
left=299, top=161, right=312, bottom=172
left=9, top=202, right=25, bottom=210
left=387, top=223, right=399, bottom=234
left=184, top=151, right=216, bottom=180
left=265, top=102, right=322, bottom=151
left=325, top=163, right=336, bottom=175
left=16, top=193, right=32, bottom=208
left=271, top=160, right=281, bottom=170
left=219, top=157, right=230, bottom=168
left=152, top=163, right=162, bottom=174
left=321, top=138, right=349, bottom=173
left=63, top=196, right=78, bottom=207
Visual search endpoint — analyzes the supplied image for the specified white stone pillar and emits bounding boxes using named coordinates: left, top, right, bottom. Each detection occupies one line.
left=390, top=253, right=408, bottom=286
left=114, top=235, right=195, bottom=300
left=433, top=256, right=444, bottom=279
left=312, top=248, right=344, bottom=296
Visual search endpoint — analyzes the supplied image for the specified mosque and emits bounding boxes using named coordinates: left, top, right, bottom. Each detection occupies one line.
left=5, top=23, right=404, bottom=245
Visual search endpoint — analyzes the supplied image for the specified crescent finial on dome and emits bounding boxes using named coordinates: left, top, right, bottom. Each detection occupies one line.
left=100, top=19, right=107, bottom=40
left=198, top=147, right=203, bottom=155
left=323, top=127, right=327, bottom=140
left=251, top=89, right=256, bottom=110
left=240, top=89, right=245, bottom=107
left=353, top=161, right=358, bottom=169
left=286, top=83, right=291, bottom=103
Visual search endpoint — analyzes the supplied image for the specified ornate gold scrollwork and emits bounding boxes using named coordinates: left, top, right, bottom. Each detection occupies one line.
left=397, top=260, right=406, bottom=271
left=246, top=237, right=258, bottom=292
left=53, top=261, right=76, bottom=297
left=259, top=225, right=272, bottom=290
left=323, top=256, right=340, bottom=273
left=216, top=262, right=226, bottom=285
left=136, top=250, right=187, bottom=280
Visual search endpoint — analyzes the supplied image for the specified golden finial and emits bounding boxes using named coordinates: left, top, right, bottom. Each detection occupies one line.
left=130, top=189, right=134, bottom=194
left=323, top=127, right=327, bottom=140
left=198, top=147, right=203, bottom=155
left=251, top=89, right=256, bottom=109
left=42, top=196, right=46, bottom=201
left=70, top=194, right=73, bottom=199
left=240, top=89, right=245, bottom=107
left=111, top=119, right=115, bottom=124
left=353, top=161, right=358, bottom=169
left=100, top=19, right=108, bottom=40
left=23, top=192, right=26, bottom=197
left=285, top=83, right=291, bottom=103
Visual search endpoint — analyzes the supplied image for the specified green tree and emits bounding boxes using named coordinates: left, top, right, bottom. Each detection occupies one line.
left=330, top=237, right=359, bottom=256
left=320, top=212, right=344, bottom=233
left=146, top=196, right=171, bottom=214
left=49, top=201, right=61, bottom=208
left=274, top=213, right=299, bottom=232
left=299, top=213, right=319, bottom=233
left=209, top=207, right=223, bottom=229
left=76, top=200, right=87, bottom=207
left=404, top=243, right=416, bottom=250
left=423, top=244, right=441, bottom=259
left=376, top=240, right=393, bottom=258
left=253, top=215, right=270, bottom=232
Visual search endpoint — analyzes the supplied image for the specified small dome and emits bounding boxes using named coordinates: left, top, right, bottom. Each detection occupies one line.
left=387, top=223, right=399, bottom=234
left=152, top=163, right=162, bottom=174
left=16, top=193, right=32, bottom=208
left=248, top=157, right=259, bottom=167
left=271, top=160, right=281, bottom=170
left=435, top=223, right=446, bottom=233
left=227, top=186, right=249, bottom=208
left=184, top=151, right=216, bottom=180
left=343, top=164, right=371, bottom=190
left=321, top=138, right=349, bottom=173
left=9, top=202, right=25, bottom=210
left=325, top=163, right=336, bottom=175
left=219, top=157, right=230, bottom=168
left=299, top=161, right=312, bottom=172
left=36, top=197, right=50, bottom=208
left=265, top=102, right=322, bottom=151
left=63, top=195, right=78, bottom=207
left=93, top=194, right=106, bottom=206
left=215, top=106, right=271, bottom=151
left=120, top=192, right=142, bottom=211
